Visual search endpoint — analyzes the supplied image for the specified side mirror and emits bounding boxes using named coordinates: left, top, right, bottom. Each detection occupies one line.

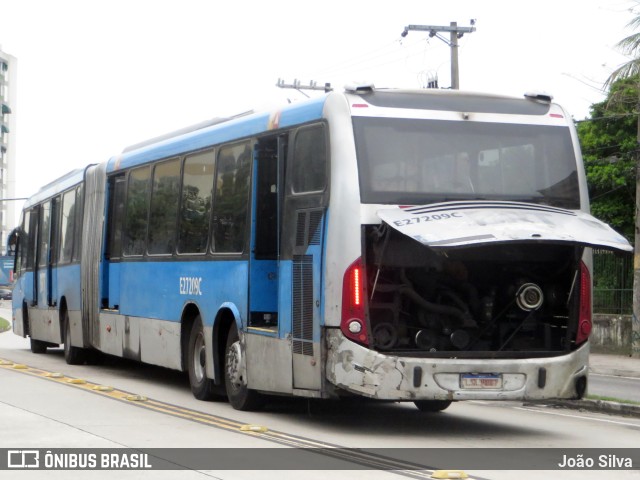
left=7, top=228, right=19, bottom=257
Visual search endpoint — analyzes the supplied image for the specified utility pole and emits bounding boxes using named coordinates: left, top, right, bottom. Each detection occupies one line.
left=401, top=21, right=476, bottom=90
left=634, top=85, right=640, bottom=358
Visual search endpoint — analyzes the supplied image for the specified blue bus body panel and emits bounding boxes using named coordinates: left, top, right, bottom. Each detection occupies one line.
left=117, top=260, right=249, bottom=327
left=277, top=260, right=292, bottom=339
left=107, top=97, right=327, bottom=173
left=55, top=264, right=82, bottom=311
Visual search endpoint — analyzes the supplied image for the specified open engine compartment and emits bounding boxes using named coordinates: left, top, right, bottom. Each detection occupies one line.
left=364, top=225, right=583, bottom=357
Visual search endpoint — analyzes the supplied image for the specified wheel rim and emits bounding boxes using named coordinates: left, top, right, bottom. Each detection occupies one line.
left=192, top=331, right=206, bottom=383
left=226, top=341, right=243, bottom=391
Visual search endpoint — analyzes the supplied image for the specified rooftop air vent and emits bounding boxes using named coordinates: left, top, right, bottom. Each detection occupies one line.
left=345, top=82, right=375, bottom=94
left=524, top=91, right=553, bottom=104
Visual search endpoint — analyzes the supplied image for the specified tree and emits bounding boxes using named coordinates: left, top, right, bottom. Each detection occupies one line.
left=577, top=76, right=637, bottom=242
left=603, top=4, right=640, bottom=357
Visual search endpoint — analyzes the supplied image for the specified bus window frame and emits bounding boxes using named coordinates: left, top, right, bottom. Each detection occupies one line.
left=146, top=156, right=182, bottom=257
left=288, top=122, right=330, bottom=200
left=122, top=165, right=152, bottom=258
left=176, top=147, right=216, bottom=257
left=209, top=139, right=253, bottom=256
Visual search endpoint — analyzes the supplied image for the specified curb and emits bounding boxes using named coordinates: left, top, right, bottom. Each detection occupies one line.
left=543, top=399, right=640, bottom=418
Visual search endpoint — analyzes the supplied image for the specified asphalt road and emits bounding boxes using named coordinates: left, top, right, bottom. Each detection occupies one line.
left=589, top=373, right=640, bottom=403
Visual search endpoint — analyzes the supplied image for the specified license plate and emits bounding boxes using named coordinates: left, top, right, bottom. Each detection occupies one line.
left=460, top=373, right=502, bottom=389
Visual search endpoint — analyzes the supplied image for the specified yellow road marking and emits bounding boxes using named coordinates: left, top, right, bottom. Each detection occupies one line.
left=0, top=357, right=476, bottom=479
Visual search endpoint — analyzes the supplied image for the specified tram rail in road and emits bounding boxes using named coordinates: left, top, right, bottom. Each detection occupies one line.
left=0, top=356, right=479, bottom=479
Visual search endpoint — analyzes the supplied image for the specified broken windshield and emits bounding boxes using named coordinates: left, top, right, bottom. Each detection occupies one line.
left=353, top=117, right=580, bottom=209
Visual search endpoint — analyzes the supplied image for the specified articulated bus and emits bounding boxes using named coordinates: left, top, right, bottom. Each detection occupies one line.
left=10, top=86, right=632, bottom=411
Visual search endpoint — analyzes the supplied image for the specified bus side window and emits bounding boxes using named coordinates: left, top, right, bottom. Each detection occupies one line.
left=37, top=202, right=51, bottom=269
left=292, top=124, right=327, bottom=193
left=211, top=142, right=251, bottom=253
left=72, top=185, right=84, bottom=263
left=148, top=158, right=180, bottom=255
left=25, top=209, right=37, bottom=270
left=178, top=150, right=215, bottom=254
left=58, top=189, right=76, bottom=264
left=106, top=176, right=126, bottom=259
left=123, top=166, right=151, bottom=257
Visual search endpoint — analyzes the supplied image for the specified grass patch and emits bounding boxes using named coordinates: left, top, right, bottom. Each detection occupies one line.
left=586, top=394, right=640, bottom=406
left=0, top=317, right=9, bottom=333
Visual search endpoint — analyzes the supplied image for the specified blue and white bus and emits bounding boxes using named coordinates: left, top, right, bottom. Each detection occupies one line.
left=11, top=86, right=632, bottom=411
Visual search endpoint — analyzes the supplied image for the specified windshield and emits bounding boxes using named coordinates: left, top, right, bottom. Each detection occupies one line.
left=353, top=117, right=580, bottom=208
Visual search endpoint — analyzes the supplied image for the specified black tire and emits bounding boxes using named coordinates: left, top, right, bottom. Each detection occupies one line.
left=414, top=400, right=452, bottom=412
left=224, top=323, right=264, bottom=411
left=24, top=306, right=46, bottom=354
left=29, top=338, right=48, bottom=354
left=187, top=316, right=219, bottom=401
left=63, top=310, right=87, bottom=365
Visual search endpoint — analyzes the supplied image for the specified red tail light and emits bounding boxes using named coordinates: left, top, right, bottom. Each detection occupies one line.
left=341, top=257, right=369, bottom=346
left=576, top=261, right=592, bottom=346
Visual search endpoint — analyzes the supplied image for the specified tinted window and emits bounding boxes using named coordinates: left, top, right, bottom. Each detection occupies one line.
left=123, top=166, right=150, bottom=256
left=292, top=125, right=326, bottom=193
left=211, top=142, right=251, bottom=253
left=26, top=209, right=37, bottom=269
left=59, top=189, right=77, bottom=264
left=107, top=177, right=126, bottom=259
left=354, top=118, right=579, bottom=208
left=37, top=202, right=51, bottom=268
left=19, top=211, right=31, bottom=273
left=179, top=150, right=215, bottom=254
left=72, top=186, right=83, bottom=262
left=148, top=159, right=180, bottom=255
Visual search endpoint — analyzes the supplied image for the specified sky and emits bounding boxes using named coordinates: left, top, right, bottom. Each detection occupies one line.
left=0, top=0, right=637, bottom=213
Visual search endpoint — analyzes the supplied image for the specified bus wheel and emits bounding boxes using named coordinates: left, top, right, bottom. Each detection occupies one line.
left=414, top=400, right=452, bottom=412
left=30, top=338, right=48, bottom=354
left=224, top=324, right=264, bottom=411
left=63, top=311, right=87, bottom=365
left=187, top=316, right=218, bottom=401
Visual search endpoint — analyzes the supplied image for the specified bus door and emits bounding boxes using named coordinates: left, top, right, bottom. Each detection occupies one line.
left=103, top=174, right=126, bottom=310
left=249, top=136, right=282, bottom=330
left=49, top=196, right=60, bottom=306
left=282, top=124, right=328, bottom=391
left=35, top=201, right=52, bottom=309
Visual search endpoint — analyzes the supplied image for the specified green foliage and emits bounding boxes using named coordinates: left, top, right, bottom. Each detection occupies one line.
left=577, top=76, right=637, bottom=242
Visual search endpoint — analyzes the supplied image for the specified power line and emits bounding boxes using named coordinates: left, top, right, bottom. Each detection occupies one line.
left=400, top=21, right=477, bottom=89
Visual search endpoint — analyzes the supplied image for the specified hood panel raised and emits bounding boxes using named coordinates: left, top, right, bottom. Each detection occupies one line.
left=377, top=201, right=632, bottom=252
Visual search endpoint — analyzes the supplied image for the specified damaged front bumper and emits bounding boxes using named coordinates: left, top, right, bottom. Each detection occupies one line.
left=326, top=329, right=589, bottom=401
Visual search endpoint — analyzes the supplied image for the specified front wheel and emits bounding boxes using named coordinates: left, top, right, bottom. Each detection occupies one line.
left=414, top=400, right=452, bottom=412
left=224, top=324, right=264, bottom=411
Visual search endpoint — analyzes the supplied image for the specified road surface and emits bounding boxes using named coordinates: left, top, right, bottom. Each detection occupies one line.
left=0, top=307, right=638, bottom=480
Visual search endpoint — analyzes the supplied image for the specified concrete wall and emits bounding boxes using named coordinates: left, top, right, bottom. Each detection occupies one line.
left=591, top=314, right=632, bottom=355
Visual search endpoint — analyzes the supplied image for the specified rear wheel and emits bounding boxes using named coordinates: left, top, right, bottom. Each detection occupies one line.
left=63, top=310, right=87, bottom=365
left=414, top=400, right=452, bottom=412
left=224, top=323, right=264, bottom=411
left=187, top=316, right=220, bottom=401
left=29, top=338, right=48, bottom=354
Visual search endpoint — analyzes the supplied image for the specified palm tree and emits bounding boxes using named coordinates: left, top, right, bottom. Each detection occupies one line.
left=606, top=10, right=640, bottom=86
left=606, top=6, right=640, bottom=358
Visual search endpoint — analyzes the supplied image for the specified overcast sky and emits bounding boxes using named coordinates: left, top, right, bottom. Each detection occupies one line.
left=0, top=0, right=636, bottom=207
